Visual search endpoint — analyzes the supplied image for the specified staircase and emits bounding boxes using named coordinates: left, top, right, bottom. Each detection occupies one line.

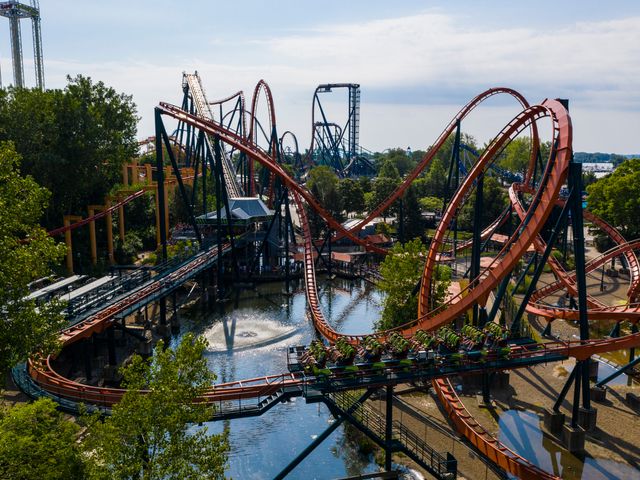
left=327, top=390, right=457, bottom=479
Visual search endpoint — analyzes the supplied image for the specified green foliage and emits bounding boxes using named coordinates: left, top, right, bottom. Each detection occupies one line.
left=582, top=171, right=598, bottom=189
left=307, top=166, right=342, bottom=234
left=377, top=159, right=401, bottom=179
left=431, top=264, right=452, bottom=308
left=357, top=176, right=372, bottom=194
left=514, top=274, right=532, bottom=294
left=123, top=191, right=157, bottom=250
left=368, top=177, right=399, bottom=219
left=82, top=334, right=228, bottom=480
left=419, top=196, right=442, bottom=213
left=338, top=178, right=365, bottom=215
left=170, top=174, right=217, bottom=226
left=496, top=137, right=531, bottom=176
left=0, top=142, right=66, bottom=376
left=0, top=398, right=84, bottom=479
left=400, top=185, right=425, bottom=241
left=457, top=176, right=508, bottom=231
left=155, top=239, right=197, bottom=264
left=421, top=157, right=447, bottom=199
left=0, top=76, right=138, bottom=229
left=114, top=232, right=144, bottom=264
left=374, top=148, right=414, bottom=177
left=574, top=151, right=629, bottom=166
left=377, top=239, right=426, bottom=330
left=587, top=158, right=640, bottom=239
left=308, top=166, right=340, bottom=205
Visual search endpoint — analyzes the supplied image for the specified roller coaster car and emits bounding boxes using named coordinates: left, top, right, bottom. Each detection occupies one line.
left=407, top=349, right=436, bottom=365
left=356, top=336, right=384, bottom=363
left=332, top=338, right=357, bottom=364
left=437, top=327, right=462, bottom=351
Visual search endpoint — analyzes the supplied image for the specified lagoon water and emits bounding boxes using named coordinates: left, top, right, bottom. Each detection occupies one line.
left=170, top=277, right=399, bottom=479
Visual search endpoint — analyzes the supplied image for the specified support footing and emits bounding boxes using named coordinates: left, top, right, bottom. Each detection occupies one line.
left=562, top=424, right=586, bottom=454
left=578, top=407, right=598, bottom=432
left=543, top=408, right=565, bottom=435
left=590, top=386, right=607, bottom=403
left=626, top=392, right=640, bottom=411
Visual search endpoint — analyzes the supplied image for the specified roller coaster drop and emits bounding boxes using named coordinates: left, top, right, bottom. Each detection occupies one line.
left=20, top=74, right=640, bottom=480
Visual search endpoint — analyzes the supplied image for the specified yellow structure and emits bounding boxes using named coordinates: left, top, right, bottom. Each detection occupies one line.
left=60, top=161, right=200, bottom=272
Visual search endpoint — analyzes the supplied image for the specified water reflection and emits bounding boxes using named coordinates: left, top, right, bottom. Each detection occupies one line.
left=171, top=277, right=385, bottom=479
left=498, top=410, right=640, bottom=479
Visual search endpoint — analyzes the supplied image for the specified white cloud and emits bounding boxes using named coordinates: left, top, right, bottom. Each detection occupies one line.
left=265, top=13, right=640, bottom=107
left=41, top=11, right=640, bottom=153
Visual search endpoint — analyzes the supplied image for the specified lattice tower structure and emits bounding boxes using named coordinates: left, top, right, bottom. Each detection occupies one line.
left=0, top=0, right=44, bottom=89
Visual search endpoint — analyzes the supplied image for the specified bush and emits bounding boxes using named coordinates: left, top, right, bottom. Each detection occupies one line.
left=0, top=399, right=84, bottom=479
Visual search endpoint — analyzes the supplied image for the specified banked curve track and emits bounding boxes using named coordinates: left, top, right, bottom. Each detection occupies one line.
left=28, top=89, right=640, bottom=480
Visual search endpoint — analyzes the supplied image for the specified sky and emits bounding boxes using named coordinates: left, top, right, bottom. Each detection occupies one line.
left=1, top=0, right=639, bottom=153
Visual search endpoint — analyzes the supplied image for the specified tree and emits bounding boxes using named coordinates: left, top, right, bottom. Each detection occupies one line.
left=368, top=177, right=399, bottom=220
left=0, top=398, right=84, bottom=479
left=338, top=178, right=365, bottom=215
left=422, top=158, right=447, bottom=200
left=400, top=185, right=424, bottom=241
left=0, top=142, right=66, bottom=378
left=496, top=137, right=531, bottom=177
left=374, top=148, right=414, bottom=177
left=376, top=239, right=425, bottom=330
left=82, top=333, right=228, bottom=480
left=0, top=76, right=138, bottom=229
left=587, top=158, right=640, bottom=239
left=378, top=159, right=400, bottom=180
left=357, top=175, right=372, bottom=194
left=419, top=196, right=442, bottom=213
left=307, top=166, right=342, bottom=235
left=457, top=176, right=508, bottom=232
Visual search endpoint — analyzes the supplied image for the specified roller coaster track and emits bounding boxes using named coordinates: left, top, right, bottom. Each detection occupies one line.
left=26, top=86, right=640, bottom=480
left=183, top=73, right=244, bottom=198
left=507, top=183, right=640, bottom=320
left=331, top=87, right=539, bottom=244
left=511, top=183, right=640, bottom=300
left=155, top=97, right=640, bottom=338
left=433, top=377, right=557, bottom=480
left=46, top=189, right=146, bottom=237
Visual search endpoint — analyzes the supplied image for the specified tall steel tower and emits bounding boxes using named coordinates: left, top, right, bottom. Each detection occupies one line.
left=0, top=0, right=44, bottom=89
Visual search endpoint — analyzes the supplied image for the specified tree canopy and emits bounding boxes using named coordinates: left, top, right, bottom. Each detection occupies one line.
left=457, top=175, right=509, bottom=231
left=0, top=76, right=138, bottom=229
left=338, top=178, right=365, bottom=215
left=307, top=166, right=343, bottom=234
left=368, top=177, right=399, bottom=219
left=0, top=398, right=84, bottom=479
left=374, top=148, right=415, bottom=177
left=495, top=137, right=531, bottom=177
left=377, top=239, right=452, bottom=330
left=82, top=333, right=228, bottom=480
left=587, top=158, right=640, bottom=239
left=377, top=239, right=425, bottom=330
left=0, top=142, right=66, bottom=377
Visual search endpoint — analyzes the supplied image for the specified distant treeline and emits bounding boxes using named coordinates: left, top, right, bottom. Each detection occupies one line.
left=574, top=152, right=638, bottom=165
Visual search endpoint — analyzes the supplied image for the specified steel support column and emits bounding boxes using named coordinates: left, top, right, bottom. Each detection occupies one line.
left=569, top=156, right=591, bottom=411
left=273, top=389, right=373, bottom=480
left=470, top=172, right=484, bottom=325
left=510, top=195, right=572, bottom=335
left=385, top=385, right=393, bottom=471
left=154, top=109, right=168, bottom=261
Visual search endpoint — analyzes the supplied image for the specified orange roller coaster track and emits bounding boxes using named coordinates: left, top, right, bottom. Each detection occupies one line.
left=25, top=84, right=640, bottom=480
